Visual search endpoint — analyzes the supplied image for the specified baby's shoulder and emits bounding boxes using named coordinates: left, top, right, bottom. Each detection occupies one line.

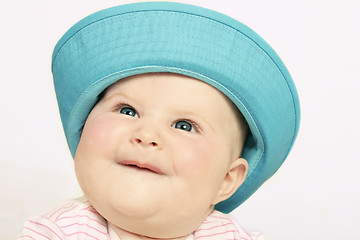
left=17, top=197, right=108, bottom=240
left=41, top=196, right=102, bottom=222
left=192, top=211, right=265, bottom=240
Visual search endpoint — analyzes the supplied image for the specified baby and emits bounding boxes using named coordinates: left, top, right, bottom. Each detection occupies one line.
left=18, top=2, right=300, bottom=240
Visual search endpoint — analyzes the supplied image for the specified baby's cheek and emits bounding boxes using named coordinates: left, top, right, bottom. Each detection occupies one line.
left=176, top=140, right=212, bottom=179
left=80, top=115, right=117, bottom=155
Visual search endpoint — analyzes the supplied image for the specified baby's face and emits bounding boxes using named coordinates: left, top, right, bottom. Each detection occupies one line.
left=74, top=73, right=247, bottom=238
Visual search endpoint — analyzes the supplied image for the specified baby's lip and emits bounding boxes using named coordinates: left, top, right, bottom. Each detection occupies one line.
left=118, top=160, right=164, bottom=175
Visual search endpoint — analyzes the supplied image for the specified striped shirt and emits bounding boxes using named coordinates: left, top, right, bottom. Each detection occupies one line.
left=17, top=197, right=265, bottom=240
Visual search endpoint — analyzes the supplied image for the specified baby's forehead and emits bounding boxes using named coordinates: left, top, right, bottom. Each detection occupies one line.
left=105, top=72, right=207, bottom=90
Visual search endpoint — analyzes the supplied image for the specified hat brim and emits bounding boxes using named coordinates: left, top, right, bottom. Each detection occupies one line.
left=52, top=2, right=300, bottom=213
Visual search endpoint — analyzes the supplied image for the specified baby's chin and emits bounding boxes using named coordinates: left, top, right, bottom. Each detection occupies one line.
left=84, top=184, right=215, bottom=238
left=105, top=209, right=204, bottom=239
left=109, top=222, right=192, bottom=240
left=101, top=199, right=213, bottom=239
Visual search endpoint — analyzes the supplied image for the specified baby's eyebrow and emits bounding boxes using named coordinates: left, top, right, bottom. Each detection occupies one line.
left=181, top=110, right=215, bottom=133
left=101, top=92, right=132, bottom=104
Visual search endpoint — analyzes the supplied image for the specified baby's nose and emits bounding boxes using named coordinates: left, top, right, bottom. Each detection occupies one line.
left=131, top=122, right=162, bottom=149
left=134, top=138, right=159, bottom=147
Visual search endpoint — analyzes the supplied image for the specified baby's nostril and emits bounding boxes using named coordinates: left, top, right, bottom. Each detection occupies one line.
left=135, top=138, right=142, bottom=143
left=151, top=142, right=158, bottom=147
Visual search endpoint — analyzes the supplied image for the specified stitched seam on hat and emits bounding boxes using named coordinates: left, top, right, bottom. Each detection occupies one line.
left=52, top=10, right=233, bottom=68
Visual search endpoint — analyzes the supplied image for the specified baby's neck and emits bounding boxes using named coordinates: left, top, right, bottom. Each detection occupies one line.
left=108, top=223, right=189, bottom=240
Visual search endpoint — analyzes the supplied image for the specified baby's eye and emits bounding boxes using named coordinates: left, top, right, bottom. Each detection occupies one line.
left=119, top=106, right=138, bottom=118
left=173, top=120, right=195, bottom=132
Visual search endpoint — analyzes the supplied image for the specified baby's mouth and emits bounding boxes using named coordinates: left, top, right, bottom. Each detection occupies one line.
left=119, top=160, right=164, bottom=175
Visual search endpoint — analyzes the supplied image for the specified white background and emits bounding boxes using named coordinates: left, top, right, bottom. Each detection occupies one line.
left=1, top=0, right=359, bottom=239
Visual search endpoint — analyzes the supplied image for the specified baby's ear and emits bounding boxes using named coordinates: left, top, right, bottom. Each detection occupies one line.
left=212, top=158, right=248, bottom=205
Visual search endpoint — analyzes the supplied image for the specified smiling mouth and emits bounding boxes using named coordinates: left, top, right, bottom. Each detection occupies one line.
left=119, top=160, right=164, bottom=175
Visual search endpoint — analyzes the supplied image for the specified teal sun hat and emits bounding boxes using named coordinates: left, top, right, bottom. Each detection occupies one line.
left=52, top=2, right=300, bottom=213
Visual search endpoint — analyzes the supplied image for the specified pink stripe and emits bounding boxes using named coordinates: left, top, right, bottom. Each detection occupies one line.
left=200, top=220, right=218, bottom=224
left=194, top=230, right=248, bottom=240
left=83, top=206, right=103, bottom=216
left=195, top=222, right=233, bottom=232
left=209, top=214, right=234, bottom=222
left=18, top=235, right=36, bottom=240
left=55, top=200, right=87, bottom=221
left=83, top=205, right=95, bottom=210
left=49, top=198, right=89, bottom=220
left=202, top=214, right=233, bottom=224
left=209, top=216, right=238, bottom=231
left=47, top=201, right=77, bottom=220
left=65, top=231, right=101, bottom=240
left=86, top=208, right=102, bottom=215
left=23, top=227, right=52, bottom=240
left=47, top=201, right=77, bottom=219
left=60, top=222, right=107, bottom=235
left=206, top=214, right=253, bottom=239
left=27, top=220, right=63, bottom=240
left=56, top=214, right=106, bottom=227
left=211, top=214, right=253, bottom=239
